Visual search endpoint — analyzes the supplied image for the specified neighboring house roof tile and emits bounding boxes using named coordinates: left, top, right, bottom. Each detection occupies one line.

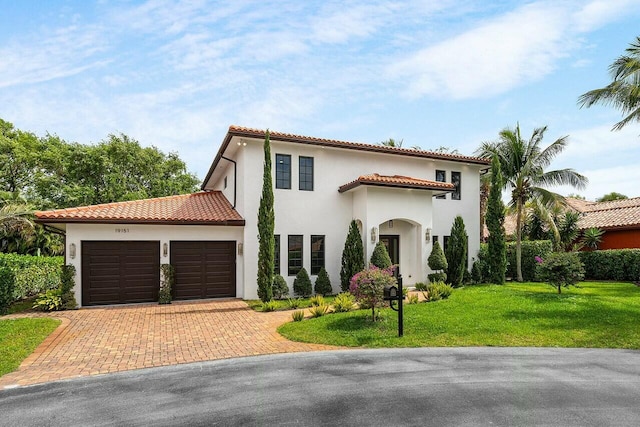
left=577, top=197, right=640, bottom=230
left=338, top=173, right=455, bottom=193
left=35, top=191, right=245, bottom=225
left=202, top=125, right=490, bottom=190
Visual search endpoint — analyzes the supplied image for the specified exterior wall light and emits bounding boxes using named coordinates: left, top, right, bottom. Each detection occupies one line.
left=69, top=243, right=76, bottom=259
left=388, top=220, right=393, bottom=228
left=163, top=243, right=168, bottom=257
left=425, top=228, right=432, bottom=242
left=371, top=227, right=377, bottom=243
left=238, top=242, right=244, bottom=255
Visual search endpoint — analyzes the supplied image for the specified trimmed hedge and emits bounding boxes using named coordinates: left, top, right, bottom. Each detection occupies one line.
left=478, top=240, right=553, bottom=282
left=0, top=254, right=64, bottom=301
left=578, top=249, right=640, bottom=281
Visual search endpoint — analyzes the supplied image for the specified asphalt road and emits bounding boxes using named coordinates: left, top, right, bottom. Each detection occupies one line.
left=1, top=347, right=639, bottom=426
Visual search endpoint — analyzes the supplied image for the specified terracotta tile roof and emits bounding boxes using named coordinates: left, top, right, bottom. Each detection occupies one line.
left=34, top=191, right=245, bottom=225
left=338, top=173, right=455, bottom=193
left=577, top=197, right=640, bottom=230
left=202, top=125, right=490, bottom=189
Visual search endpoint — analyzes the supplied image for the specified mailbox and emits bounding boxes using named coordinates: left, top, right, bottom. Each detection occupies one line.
left=383, top=285, right=399, bottom=301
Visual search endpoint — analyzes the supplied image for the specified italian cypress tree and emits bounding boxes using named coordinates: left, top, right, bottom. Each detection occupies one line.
left=257, top=131, right=274, bottom=302
left=445, top=216, right=468, bottom=287
left=340, top=220, right=365, bottom=291
left=486, top=156, right=507, bottom=285
left=370, top=241, right=392, bottom=269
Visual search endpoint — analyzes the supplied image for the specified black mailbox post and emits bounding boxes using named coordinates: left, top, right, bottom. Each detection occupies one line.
left=383, top=275, right=404, bottom=337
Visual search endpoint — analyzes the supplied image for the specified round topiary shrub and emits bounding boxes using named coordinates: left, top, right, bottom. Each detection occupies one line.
left=370, top=242, right=392, bottom=269
left=428, top=241, right=448, bottom=283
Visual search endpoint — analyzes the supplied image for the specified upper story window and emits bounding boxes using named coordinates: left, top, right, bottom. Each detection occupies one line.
left=451, top=171, right=461, bottom=200
left=299, top=156, right=314, bottom=191
left=432, top=235, right=439, bottom=246
left=435, top=169, right=446, bottom=199
left=275, top=154, right=291, bottom=189
left=310, top=235, right=325, bottom=275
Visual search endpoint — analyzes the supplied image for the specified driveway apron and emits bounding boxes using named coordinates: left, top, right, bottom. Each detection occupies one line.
left=0, top=299, right=336, bottom=388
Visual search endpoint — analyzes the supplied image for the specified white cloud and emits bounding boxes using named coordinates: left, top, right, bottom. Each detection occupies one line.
left=388, top=2, right=570, bottom=99
left=572, top=0, right=640, bottom=33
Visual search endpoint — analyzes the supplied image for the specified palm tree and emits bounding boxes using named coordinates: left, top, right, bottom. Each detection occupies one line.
left=578, top=36, right=640, bottom=131
left=0, top=200, right=35, bottom=253
left=379, top=138, right=403, bottom=148
left=477, top=124, right=588, bottom=281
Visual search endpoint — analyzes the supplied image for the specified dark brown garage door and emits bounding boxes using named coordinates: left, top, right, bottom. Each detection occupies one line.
left=170, top=241, right=236, bottom=300
left=82, top=241, right=160, bottom=306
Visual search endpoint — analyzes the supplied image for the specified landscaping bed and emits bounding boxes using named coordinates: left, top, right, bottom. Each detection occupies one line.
left=278, top=282, right=640, bottom=349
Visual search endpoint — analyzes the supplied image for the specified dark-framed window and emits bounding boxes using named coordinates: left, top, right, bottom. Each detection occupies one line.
left=299, top=156, right=314, bottom=191
left=451, top=171, right=461, bottom=200
left=288, top=235, right=303, bottom=276
left=443, top=236, right=450, bottom=253
left=310, top=235, right=325, bottom=275
left=432, top=235, right=439, bottom=246
left=276, top=154, right=291, bottom=189
left=274, top=234, right=280, bottom=275
left=435, top=170, right=446, bottom=199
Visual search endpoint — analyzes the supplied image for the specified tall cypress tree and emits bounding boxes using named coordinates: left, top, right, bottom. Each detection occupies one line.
left=445, top=216, right=468, bottom=287
left=257, top=131, right=274, bottom=302
left=340, top=220, right=365, bottom=291
left=486, top=156, right=507, bottom=285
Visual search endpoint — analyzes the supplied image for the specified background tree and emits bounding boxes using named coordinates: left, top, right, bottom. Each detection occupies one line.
left=597, top=192, right=628, bottom=202
left=340, top=220, right=364, bottom=291
left=379, top=138, right=403, bottom=148
left=476, top=124, right=587, bottom=281
left=257, top=131, right=275, bottom=302
left=486, top=157, right=507, bottom=285
left=578, top=36, right=640, bottom=131
left=445, top=216, right=468, bottom=287
left=427, top=240, right=447, bottom=282
left=557, top=211, right=581, bottom=251
left=370, top=241, right=392, bottom=269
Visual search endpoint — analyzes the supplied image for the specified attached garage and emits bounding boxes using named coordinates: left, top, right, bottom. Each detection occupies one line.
left=171, top=241, right=236, bottom=299
left=82, top=241, right=160, bottom=306
left=35, top=191, right=245, bottom=307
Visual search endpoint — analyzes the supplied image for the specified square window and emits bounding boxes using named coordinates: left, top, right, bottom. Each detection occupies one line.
left=299, top=156, right=314, bottom=191
left=310, top=235, right=325, bottom=275
left=288, top=235, right=303, bottom=276
left=276, top=154, right=291, bottom=189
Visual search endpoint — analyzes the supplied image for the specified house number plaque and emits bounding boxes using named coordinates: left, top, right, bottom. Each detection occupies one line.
left=115, top=228, right=130, bottom=233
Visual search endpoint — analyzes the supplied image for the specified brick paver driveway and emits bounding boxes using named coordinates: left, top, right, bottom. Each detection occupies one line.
left=0, top=299, right=337, bottom=388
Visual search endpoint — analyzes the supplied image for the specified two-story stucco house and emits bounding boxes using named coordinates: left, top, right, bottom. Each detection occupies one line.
left=36, top=126, right=489, bottom=306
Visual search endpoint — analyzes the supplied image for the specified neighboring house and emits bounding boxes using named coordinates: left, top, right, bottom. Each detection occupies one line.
left=499, top=197, right=640, bottom=250
left=35, top=126, right=489, bottom=306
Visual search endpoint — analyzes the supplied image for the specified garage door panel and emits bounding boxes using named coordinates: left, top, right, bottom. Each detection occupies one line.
left=171, top=241, right=236, bottom=300
left=82, top=241, right=160, bottom=306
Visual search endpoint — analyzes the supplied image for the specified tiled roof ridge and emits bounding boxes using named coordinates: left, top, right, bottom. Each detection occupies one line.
left=584, top=196, right=640, bottom=213
left=35, top=191, right=217, bottom=217
left=228, top=125, right=490, bottom=164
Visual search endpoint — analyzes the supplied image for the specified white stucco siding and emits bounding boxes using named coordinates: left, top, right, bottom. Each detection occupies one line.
left=65, top=223, right=244, bottom=306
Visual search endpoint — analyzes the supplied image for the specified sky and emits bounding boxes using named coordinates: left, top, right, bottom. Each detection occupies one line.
left=1, top=0, right=639, bottom=201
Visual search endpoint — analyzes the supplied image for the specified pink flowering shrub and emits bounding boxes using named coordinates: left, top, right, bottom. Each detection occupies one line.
left=349, top=266, right=397, bottom=321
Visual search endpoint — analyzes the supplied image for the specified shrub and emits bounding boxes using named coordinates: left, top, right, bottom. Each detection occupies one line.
left=340, top=220, right=365, bottom=291
left=314, top=267, right=333, bottom=296
left=309, top=304, right=329, bottom=318
left=471, top=259, right=482, bottom=284
left=427, top=241, right=448, bottom=283
left=272, top=275, right=289, bottom=300
left=261, top=300, right=278, bottom=312
left=159, top=264, right=174, bottom=305
left=421, top=281, right=453, bottom=302
left=536, top=252, right=585, bottom=294
left=291, top=310, right=305, bottom=321
left=0, top=254, right=63, bottom=300
left=287, top=298, right=302, bottom=309
left=332, top=292, right=355, bottom=312
left=33, top=289, right=64, bottom=311
left=577, top=249, right=640, bottom=281
left=407, top=294, right=419, bottom=304
left=349, top=266, right=396, bottom=321
left=0, top=267, right=15, bottom=315
left=445, top=216, right=468, bottom=287
left=309, top=295, right=325, bottom=307
left=370, top=242, right=392, bottom=269
left=479, top=240, right=553, bottom=282
left=414, top=282, right=428, bottom=291
left=293, top=268, right=312, bottom=297
left=59, top=265, right=78, bottom=310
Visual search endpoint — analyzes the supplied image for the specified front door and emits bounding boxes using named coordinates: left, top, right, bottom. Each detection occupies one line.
left=379, top=235, right=400, bottom=273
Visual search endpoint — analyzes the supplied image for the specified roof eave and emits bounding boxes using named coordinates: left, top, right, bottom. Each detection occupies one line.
left=338, top=181, right=455, bottom=193
left=35, top=218, right=246, bottom=226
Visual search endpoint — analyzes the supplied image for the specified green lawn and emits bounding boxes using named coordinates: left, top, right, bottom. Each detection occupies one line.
left=278, top=282, right=640, bottom=348
left=0, top=318, right=61, bottom=377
